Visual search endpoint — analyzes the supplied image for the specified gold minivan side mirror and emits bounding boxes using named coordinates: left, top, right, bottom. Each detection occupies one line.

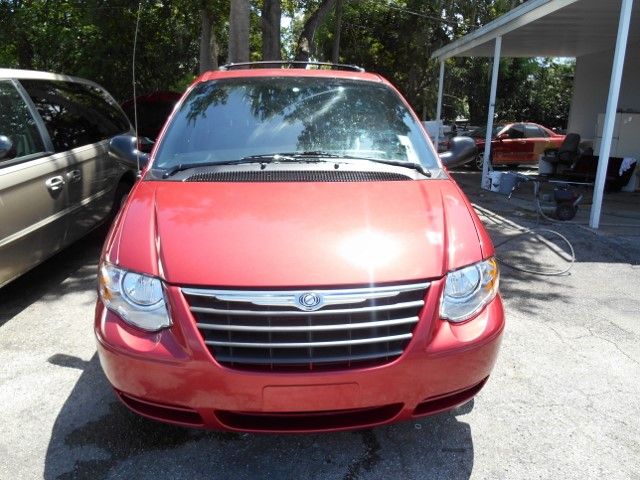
left=0, top=135, right=13, bottom=160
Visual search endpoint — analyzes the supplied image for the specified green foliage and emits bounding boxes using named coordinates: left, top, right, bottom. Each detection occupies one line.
left=315, top=0, right=449, bottom=119
left=314, top=0, right=574, bottom=129
left=526, top=58, right=575, bottom=129
left=0, top=0, right=574, bottom=129
left=0, top=0, right=204, bottom=101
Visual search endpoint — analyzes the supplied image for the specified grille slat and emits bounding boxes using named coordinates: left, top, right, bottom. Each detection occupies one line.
left=190, top=300, right=424, bottom=317
left=185, top=170, right=412, bottom=183
left=183, top=282, right=428, bottom=372
left=196, top=316, right=418, bottom=332
left=205, top=333, right=413, bottom=349
left=214, top=349, right=406, bottom=366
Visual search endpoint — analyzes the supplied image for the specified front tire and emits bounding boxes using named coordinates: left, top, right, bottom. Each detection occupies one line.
left=474, top=153, right=492, bottom=171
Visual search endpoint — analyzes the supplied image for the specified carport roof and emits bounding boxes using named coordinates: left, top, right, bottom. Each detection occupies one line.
left=432, top=0, right=640, bottom=59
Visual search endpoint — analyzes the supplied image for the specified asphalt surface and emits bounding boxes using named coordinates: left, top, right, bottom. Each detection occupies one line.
left=1, top=182, right=640, bottom=480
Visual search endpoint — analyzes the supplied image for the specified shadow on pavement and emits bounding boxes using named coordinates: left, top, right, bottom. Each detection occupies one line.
left=0, top=225, right=108, bottom=328
left=451, top=170, right=640, bottom=264
left=44, top=354, right=475, bottom=480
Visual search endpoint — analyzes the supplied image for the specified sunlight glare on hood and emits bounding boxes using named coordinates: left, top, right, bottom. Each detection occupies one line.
left=340, top=230, right=399, bottom=270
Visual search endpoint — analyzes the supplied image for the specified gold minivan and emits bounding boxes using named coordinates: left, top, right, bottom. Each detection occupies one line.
left=0, top=69, right=137, bottom=288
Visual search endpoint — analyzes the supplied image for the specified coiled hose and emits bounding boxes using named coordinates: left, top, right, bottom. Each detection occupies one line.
left=473, top=204, right=576, bottom=276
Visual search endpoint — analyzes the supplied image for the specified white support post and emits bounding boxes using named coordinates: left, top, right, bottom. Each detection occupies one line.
left=435, top=59, right=445, bottom=150
left=589, top=0, right=634, bottom=229
left=482, top=36, right=502, bottom=189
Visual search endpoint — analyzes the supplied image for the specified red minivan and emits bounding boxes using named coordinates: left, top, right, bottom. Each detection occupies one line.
left=96, top=63, right=504, bottom=432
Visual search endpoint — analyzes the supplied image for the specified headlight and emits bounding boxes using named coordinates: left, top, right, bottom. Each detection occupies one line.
left=98, top=262, right=172, bottom=331
left=440, top=257, right=499, bottom=323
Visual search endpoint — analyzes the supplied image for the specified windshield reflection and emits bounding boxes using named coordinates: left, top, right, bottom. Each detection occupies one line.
left=154, top=77, right=437, bottom=170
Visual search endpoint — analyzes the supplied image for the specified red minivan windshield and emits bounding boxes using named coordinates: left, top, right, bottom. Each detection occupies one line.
left=153, top=77, right=438, bottom=171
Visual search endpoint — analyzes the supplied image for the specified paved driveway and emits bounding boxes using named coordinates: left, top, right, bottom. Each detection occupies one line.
left=1, top=198, right=639, bottom=479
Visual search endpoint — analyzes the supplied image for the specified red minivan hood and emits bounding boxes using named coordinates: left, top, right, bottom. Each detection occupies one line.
left=108, top=179, right=484, bottom=287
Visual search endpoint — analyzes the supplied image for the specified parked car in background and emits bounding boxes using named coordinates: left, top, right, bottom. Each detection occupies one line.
left=421, top=120, right=450, bottom=152
left=95, top=63, right=504, bottom=433
left=120, top=91, right=181, bottom=142
left=0, top=69, right=136, bottom=288
left=469, top=122, right=565, bottom=169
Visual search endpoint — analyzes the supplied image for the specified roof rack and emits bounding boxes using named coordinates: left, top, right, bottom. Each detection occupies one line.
left=219, top=61, right=365, bottom=73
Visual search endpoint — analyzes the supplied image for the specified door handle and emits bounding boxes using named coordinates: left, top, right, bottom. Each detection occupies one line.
left=45, top=176, right=65, bottom=192
left=66, top=169, right=82, bottom=183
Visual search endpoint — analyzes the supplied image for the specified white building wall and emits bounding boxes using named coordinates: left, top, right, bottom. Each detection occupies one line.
left=568, top=40, right=640, bottom=140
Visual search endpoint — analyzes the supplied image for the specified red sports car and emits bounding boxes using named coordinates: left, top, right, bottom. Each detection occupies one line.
left=471, top=122, right=565, bottom=169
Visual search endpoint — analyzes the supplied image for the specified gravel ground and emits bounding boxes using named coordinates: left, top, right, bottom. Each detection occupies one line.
left=1, top=179, right=639, bottom=480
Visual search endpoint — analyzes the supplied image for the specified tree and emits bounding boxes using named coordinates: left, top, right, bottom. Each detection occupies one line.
left=0, top=0, right=574, bottom=129
left=229, top=0, right=250, bottom=63
left=331, top=0, right=344, bottom=63
left=312, top=0, right=569, bottom=127
left=0, top=1, right=203, bottom=101
left=294, top=0, right=337, bottom=61
left=199, top=1, right=219, bottom=73
left=261, top=0, right=281, bottom=61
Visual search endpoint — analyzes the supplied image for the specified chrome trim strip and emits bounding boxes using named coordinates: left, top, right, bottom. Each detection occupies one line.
left=182, top=282, right=429, bottom=309
left=0, top=139, right=109, bottom=176
left=196, top=316, right=419, bottom=333
left=205, top=333, right=413, bottom=349
left=190, top=300, right=424, bottom=317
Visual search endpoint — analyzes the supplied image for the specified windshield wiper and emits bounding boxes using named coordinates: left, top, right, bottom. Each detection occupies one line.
left=336, top=155, right=432, bottom=177
left=239, top=152, right=342, bottom=161
left=161, top=155, right=336, bottom=178
left=161, top=161, right=224, bottom=178
left=248, top=152, right=432, bottom=177
left=161, top=152, right=431, bottom=178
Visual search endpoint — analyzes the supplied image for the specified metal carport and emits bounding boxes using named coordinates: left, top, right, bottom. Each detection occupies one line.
left=432, top=0, right=640, bottom=228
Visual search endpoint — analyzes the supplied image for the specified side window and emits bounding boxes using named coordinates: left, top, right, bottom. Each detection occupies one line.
left=506, top=124, right=525, bottom=139
left=19, top=79, right=130, bottom=152
left=525, top=124, right=546, bottom=138
left=0, top=81, right=46, bottom=162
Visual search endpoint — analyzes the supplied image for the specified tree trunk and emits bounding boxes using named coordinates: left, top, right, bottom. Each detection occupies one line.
left=229, top=0, right=250, bottom=63
left=210, top=28, right=219, bottom=70
left=261, top=0, right=281, bottom=61
left=331, top=0, right=343, bottom=63
left=199, top=9, right=215, bottom=73
left=16, top=33, right=34, bottom=70
left=294, top=0, right=337, bottom=61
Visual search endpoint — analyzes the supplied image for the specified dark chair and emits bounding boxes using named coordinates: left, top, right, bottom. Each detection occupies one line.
left=539, top=133, right=581, bottom=175
left=556, top=155, right=637, bottom=192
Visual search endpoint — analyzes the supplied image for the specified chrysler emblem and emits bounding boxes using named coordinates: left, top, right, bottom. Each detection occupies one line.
left=296, top=292, right=323, bottom=311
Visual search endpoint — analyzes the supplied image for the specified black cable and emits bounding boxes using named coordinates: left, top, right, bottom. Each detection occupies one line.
left=473, top=204, right=576, bottom=276
left=492, top=228, right=575, bottom=276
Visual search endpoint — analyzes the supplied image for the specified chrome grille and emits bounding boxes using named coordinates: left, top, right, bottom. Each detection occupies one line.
left=182, top=282, right=429, bottom=371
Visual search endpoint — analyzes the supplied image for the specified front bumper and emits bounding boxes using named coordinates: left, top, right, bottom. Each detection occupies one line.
left=95, top=280, right=505, bottom=433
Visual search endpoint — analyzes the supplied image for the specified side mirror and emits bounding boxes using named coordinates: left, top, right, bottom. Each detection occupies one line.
left=138, top=136, right=155, bottom=154
left=496, top=132, right=508, bottom=141
left=0, top=135, right=14, bottom=160
left=439, top=137, right=477, bottom=169
left=109, top=135, right=149, bottom=170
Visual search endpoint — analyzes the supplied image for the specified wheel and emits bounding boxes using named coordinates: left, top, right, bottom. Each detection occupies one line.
left=555, top=203, right=578, bottom=221
left=474, top=153, right=492, bottom=170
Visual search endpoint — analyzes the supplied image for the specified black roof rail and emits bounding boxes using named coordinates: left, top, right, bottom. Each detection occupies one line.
left=219, top=61, right=365, bottom=73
